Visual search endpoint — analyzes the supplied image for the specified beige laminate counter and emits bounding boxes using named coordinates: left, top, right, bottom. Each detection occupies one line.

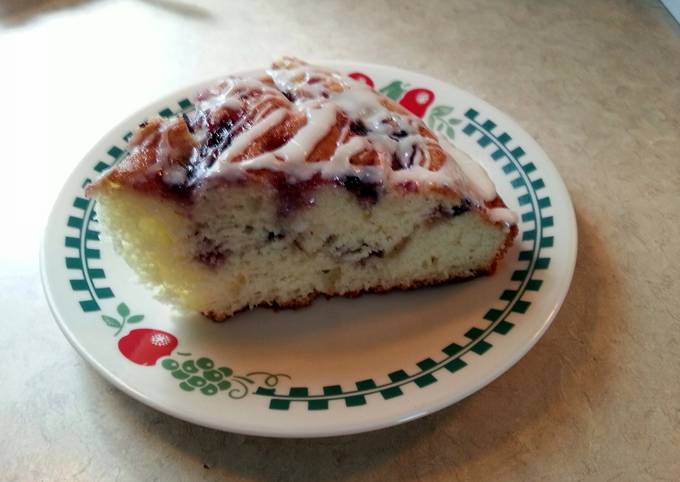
left=1, top=1, right=679, bottom=480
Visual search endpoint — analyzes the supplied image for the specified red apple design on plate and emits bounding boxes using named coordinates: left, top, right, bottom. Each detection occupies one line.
left=399, top=88, right=435, bottom=118
left=118, top=329, right=178, bottom=366
left=348, top=72, right=374, bottom=88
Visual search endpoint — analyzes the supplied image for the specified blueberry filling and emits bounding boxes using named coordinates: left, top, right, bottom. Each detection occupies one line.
left=195, top=235, right=229, bottom=267
left=334, top=241, right=384, bottom=260
left=349, top=120, right=368, bottom=136
left=182, top=112, right=195, bottom=134
left=341, top=175, right=380, bottom=205
left=436, top=199, right=471, bottom=218
left=391, top=154, right=401, bottom=171
left=196, top=117, right=235, bottom=169
left=196, top=249, right=226, bottom=267
left=390, top=145, right=417, bottom=171
left=267, top=231, right=285, bottom=241
left=271, top=175, right=320, bottom=218
left=451, top=199, right=471, bottom=216
left=207, top=119, right=234, bottom=149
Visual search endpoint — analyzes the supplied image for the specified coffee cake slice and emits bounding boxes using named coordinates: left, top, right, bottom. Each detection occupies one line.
left=87, top=58, right=517, bottom=320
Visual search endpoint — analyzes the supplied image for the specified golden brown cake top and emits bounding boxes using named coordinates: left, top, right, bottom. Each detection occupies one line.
left=89, top=58, right=516, bottom=225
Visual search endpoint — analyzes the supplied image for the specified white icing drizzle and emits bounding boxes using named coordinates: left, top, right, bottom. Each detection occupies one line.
left=199, top=92, right=242, bottom=112
left=218, top=108, right=288, bottom=163
left=322, top=136, right=373, bottom=179
left=184, top=62, right=515, bottom=226
left=273, top=103, right=337, bottom=162
left=155, top=119, right=184, bottom=164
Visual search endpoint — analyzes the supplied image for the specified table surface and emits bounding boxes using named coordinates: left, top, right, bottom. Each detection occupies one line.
left=2, top=0, right=679, bottom=480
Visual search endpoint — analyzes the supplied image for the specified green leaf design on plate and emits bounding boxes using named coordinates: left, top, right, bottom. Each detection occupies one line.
left=379, top=80, right=409, bottom=101
left=426, top=104, right=462, bottom=141
left=117, top=302, right=130, bottom=318
left=101, top=315, right=121, bottom=328
left=127, top=314, right=144, bottom=324
left=101, top=302, right=146, bottom=336
left=430, top=105, right=453, bottom=117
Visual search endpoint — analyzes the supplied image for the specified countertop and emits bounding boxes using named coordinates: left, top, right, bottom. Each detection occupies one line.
left=1, top=0, right=679, bottom=480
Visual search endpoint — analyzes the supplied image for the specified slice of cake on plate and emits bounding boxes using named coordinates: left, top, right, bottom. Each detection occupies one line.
left=87, top=58, right=517, bottom=320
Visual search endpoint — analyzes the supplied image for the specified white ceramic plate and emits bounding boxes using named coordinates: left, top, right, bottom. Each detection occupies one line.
left=41, top=62, right=577, bottom=438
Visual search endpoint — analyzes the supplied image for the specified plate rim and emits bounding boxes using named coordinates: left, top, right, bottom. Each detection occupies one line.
left=40, top=60, right=577, bottom=438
